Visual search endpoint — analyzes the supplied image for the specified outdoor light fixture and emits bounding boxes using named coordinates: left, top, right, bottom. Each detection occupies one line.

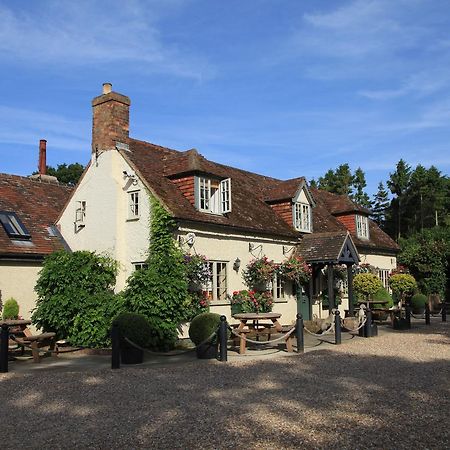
left=233, top=257, right=241, bottom=271
left=123, top=170, right=138, bottom=185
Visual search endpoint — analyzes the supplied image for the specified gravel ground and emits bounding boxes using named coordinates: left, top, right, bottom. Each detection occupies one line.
left=1, top=322, right=449, bottom=449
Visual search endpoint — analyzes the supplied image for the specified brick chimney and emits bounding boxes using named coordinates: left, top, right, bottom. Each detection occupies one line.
left=91, top=83, right=131, bottom=154
left=38, top=139, right=47, bottom=175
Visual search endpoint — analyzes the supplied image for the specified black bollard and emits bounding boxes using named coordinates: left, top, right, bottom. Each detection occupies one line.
left=405, top=303, right=411, bottom=329
left=296, top=313, right=304, bottom=354
left=111, top=322, right=120, bottom=370
left=425, top=303, right=431, bottom=325
left=219, top=315, right=228, bottom=362
left=365, top=308, right=373, bottom=338
left=443, top=303, right=447, bottom=323
left=0, top=324, right=9, bottom=373
left=334, top=310, right=341, bottom=345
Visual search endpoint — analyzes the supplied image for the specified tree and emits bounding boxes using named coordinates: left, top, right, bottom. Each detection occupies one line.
left=352, top=167, right=371, bottom=208
left=33, top=163, right=84, bottom=185
left=371, top=182, right=390, bottom=228
left=387, top=159, right=411, bottom=240
left=318, top=164, right=354, bottom=196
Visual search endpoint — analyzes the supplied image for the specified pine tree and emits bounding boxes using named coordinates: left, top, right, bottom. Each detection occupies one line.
left=371, top=182, right=390, bottom=228
left=352, top=167, right=371, bottom=208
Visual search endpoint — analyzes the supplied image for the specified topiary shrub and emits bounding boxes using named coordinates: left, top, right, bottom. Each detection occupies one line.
left=113, top=312, right=153, bottom=348
left=389, top=273, right=417, bottom=302
left=353, top=273, right=383, bottom=302
left=188, top=312, right=221, bottom=346
left=2, top=297, right=19, bottom=320
left=69, top=292, right=125, bottom=348
left=411, top=293, right=427, bottom=313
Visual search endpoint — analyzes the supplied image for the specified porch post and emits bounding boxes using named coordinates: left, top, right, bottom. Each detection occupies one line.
left=308, top=267, right=314, bottom=318
left=347, top=264, right=354, bottom=316
left=327, top=264, right=334, bottom=312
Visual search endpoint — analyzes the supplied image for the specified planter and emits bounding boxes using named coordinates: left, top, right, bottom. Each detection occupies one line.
left=196, top=342, right=218, bottom=359
left=393, top=317, right=410, bottom=330
left=412, top=307, right=425, bottom=315
left=120, top=343, right=144, bottom=364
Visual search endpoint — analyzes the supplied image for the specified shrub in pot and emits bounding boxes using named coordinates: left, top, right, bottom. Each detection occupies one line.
left=189, top=312, right=221, bottom=359
left=113, top=312, right=153, bottom=364
left=2, top=297, right=19, bottom=320
left=411, top=293, right=427, bottom=314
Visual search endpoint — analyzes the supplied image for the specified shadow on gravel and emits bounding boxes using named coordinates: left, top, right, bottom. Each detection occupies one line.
left=0, top=327, right=449, bottom=449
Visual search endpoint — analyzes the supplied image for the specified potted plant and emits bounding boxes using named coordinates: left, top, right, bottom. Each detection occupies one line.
left=230, top=290, right=273, bottom=314
left=353, top=273, right=383, bottom=304
left=370, top=287, right=393, bottom=321
left=242, top=256, right=276, bottom=291
left=113, top=312, right=153, bottom=364
left=2, top=297, right=20, bottom=320
left=411, top=293, right=427, bottom=314
left=277, top=255, right=312, bottom=285
left=189, top=312, right=221, bottom=359
left=389, top=273, right=417, bottom=305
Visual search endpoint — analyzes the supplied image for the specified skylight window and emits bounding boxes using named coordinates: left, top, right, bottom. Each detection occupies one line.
left=0, top=211, right=31, bottom=239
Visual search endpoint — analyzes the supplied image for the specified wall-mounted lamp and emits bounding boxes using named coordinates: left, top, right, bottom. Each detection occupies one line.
left=123, top=170, right=138, bottom=185
left=233, top=257, right=241, bottom=271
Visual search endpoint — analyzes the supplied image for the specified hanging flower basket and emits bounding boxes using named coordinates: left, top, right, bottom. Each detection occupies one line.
left=230, top=290, right=273, bottom=314
left=277, top=255, right=312, bottom=285
left=242, top=256, right=276, bottom=290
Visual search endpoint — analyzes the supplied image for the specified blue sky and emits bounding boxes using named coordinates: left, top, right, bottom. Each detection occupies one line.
left=1, top=0, right=449, bottom=196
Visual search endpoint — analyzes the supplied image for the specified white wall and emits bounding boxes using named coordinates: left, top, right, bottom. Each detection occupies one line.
left=58, top=150, right=151, bottom=290
left=0, top=261, right=41, bottom=320
left=177, top=227, right=299, bottom=324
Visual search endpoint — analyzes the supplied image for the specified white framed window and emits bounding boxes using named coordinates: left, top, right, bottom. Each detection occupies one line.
left=273, top=272, right=285, bottom=300
left=0, top=211, right=30, bottom=239
left=293, top=202, right=312, bottom=232
left=75, top=201, right=86, bottom=223
left=196, top=177, right=232, bottom=214
left=128, top=191, right=140, bottom=219
left=356, top=215, right=369, bottom=239
left=133, top=262, right=148, bottom=271
left=203, top=261, right=228, bottom=301
left=377, top=269, right=390, bottom=290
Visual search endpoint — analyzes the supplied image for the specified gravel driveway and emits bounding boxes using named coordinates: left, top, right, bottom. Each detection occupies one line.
left=1, top=322, right=449, bottom=449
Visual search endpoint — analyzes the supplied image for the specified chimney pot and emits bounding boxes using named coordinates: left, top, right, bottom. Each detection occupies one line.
left=39, top=139, right=47, bottom=175
left=102, top=83, right=112, bottom=95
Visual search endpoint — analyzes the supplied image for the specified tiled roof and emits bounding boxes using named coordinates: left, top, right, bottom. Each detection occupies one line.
left=0, top=174, right=72, bottom=258
left=120, top=139, right=399, bottom=253
left=297, top=231, right=355, bottom=263
left=311, top=188, right=371, bottom=215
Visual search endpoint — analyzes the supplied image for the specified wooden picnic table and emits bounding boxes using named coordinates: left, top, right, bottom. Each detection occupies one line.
left=232, top=312, right=293, bottom=354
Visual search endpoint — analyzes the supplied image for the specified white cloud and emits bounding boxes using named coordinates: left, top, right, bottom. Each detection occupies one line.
left=0, top=0, right=211, bottom=80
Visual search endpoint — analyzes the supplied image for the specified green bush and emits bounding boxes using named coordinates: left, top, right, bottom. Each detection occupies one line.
left=113, top=312, right=153, bottom=348
left=411, top=293, right=427, bottom=311
left=353, top=273, right=383, bottom=300
left=124, top=197, right=189, bottom=350
left=69, top=292, right=125, bottom=348
left=189, top=312, right=221, bottom=346
left=32, top=250, right=118, bottom=339
left=372, top=287, right=394, bottom=309
left=2, top=297, right=19, bottom=320
left=389, top=274, right=417, bottom=301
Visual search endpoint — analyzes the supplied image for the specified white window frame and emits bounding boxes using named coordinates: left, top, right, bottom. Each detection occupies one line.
left=273, top=272, right=285, bottom=301
left=133, top=262, right=148, bottom=271
left=377, top=269, right=390, bottom=291
left=75, top=201, right=86, bottom=223
left=197, top=177, right=232, bottom=214
left=203, top=261, right=228, bottom=302
left=128, top=191, right=140, bottom=219
left=293, top=202, right=312, bottom=232
left=356, top=215, right=369, bottom=239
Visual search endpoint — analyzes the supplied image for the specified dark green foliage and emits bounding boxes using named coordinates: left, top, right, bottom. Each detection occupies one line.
left=32, top=250, right=118, bottom=339
left=2, top=297, right=19, bottom=320
left=113, top=312, right=153, bottom=348
left=188, top=312, right=221, bottom=345
left=411, top=293, right=427, bottom=311
left=69, top=292, right=125, bottom=348
left=351, top=167, right=371, bottom=208
left=371, top=182, right=390, bottom=228
left=34, top=163, right=85, bottom=185
left=371, top=287, right=394, bottom=309
left=399, top=227, right=450, bottom=297
left=124, top=197, right=189, bottom=350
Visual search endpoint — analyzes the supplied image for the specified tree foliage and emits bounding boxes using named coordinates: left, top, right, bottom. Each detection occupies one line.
left=33, top=163, right=84, bottom=185
left=32, top=250, right=119, bottom=342
left=353, top=273, right=383, bottom=300
left=124, top=196, right=189, bottom=350
left=371, top=182, right=390, bottom=227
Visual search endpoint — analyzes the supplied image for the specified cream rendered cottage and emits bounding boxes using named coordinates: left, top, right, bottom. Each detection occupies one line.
left=57, top=84, right=399, bottom=323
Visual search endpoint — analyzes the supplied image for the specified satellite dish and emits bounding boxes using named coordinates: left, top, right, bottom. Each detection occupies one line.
left=186, top=232, right=196, bottom=246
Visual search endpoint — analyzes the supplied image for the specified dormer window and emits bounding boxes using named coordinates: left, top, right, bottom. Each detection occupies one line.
left=196, top=176, right=231, bottom=214
left=356, top=215, right=369, bottom=239
left=0, top=211, right=31, bottom=240
left=293, top=203, right=312, bottom=232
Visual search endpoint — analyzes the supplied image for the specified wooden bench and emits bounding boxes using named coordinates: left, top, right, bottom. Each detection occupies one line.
left=231, top=325, right=294, bottom=354
left=14, top=330, right=57, bottom=363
